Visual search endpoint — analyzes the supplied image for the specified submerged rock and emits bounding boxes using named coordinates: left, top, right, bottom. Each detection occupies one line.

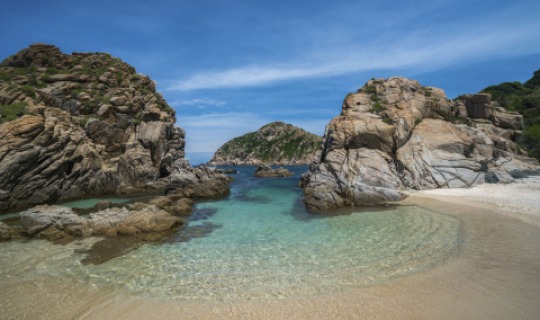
left=189, top=207, right=218, bottom=221
left=301, top=77, right=540, bottom=212
left=254, top=165, right=294, bottom=178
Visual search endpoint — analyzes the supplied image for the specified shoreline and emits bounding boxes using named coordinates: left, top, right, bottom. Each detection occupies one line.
left=405, top=176, right=540, bottom=227
left=1, top=179, right=540, bottom=319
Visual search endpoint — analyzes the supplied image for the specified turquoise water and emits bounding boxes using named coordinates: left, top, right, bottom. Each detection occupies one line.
left=0, top=167, right=462, bottom=302
left=66, top=167, right=462, bottom=301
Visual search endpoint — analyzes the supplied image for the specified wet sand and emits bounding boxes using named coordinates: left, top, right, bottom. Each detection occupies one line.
left=1, top=184, right=540, bottom=319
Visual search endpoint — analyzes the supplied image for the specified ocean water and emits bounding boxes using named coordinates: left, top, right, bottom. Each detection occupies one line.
left=0, top=166, right=462, bottom=302
left=186, top=152, right=215, bottom=166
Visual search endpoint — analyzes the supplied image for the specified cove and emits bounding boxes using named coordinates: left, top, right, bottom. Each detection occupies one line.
left=0, top=166, right=462, bottom=302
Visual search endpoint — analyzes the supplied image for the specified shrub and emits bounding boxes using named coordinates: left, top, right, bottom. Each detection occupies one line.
left=371, top=101, right=384, bottom=112
left=363, top=85, right=377, bottom=95
left=20, top=85, right=36, bottom=98
left=78, top=116, right=91, bottom=128
left=521, top=124, right=540, bottom=159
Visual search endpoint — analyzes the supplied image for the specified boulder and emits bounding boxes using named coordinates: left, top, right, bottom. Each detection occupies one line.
left=19, top=205, right=88, bottom=240
left=165, top=166, right=232, bottom=199
left=465, top=94, right=493, bottom=119
left=89, top=203, right=183, bottom=236
left=254, top=165, right=294, bottom=178
left=149, top=196, right=193, bottom=216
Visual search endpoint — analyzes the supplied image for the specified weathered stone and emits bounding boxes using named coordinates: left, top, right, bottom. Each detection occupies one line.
left=165, top=166, right=232, bottom=199
left=301, top=77, right=540, bottom=212
left=254, top=165, right=294, bottom=177
left=149, top=196, right=193, bottom=216
left=89, top=203, right=183, bottom=236
left=465, top=94, right=493, bottom=119
left=0, top=222, right=11, bottom=241
left=19, top=205, right=88, bottom=238
left=0, top=44, right=192, bottom=212
left=493, top=110, right=524, bottom=130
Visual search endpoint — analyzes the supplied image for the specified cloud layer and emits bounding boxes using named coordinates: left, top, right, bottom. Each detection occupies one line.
left=168, top=19, right=540, bottom=91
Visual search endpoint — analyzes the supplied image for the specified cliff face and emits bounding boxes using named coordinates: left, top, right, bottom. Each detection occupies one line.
left=300, top=77, right=540, bottom=212
left=209, top=121, right=322, bottom=166
left=0, top=44, right=189, bottom=211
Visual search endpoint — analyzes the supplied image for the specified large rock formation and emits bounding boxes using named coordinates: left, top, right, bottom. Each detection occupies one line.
left=0, top=44, right=228, bottom=211
left=209, top=121, right=321, bottom=166
left=300, top=77, right=540, bottom=212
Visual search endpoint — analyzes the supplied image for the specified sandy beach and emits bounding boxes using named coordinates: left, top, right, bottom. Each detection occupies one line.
left=409, top=176, right=540, bottom=227
left=1, top=179, right=540, bottom=320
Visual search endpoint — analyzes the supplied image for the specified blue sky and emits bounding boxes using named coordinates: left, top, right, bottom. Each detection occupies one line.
left=2, top=0, right=540, bottom=162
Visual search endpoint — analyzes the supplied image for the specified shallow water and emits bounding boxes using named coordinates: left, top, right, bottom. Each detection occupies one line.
left=0, top=166, right=463, bottom=302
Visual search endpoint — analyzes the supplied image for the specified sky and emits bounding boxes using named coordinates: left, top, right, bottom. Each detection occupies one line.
left=1, top=0, right=540, bottom=163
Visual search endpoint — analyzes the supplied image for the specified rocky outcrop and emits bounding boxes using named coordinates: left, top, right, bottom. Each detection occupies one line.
left=481, top=69, right=540, bottom=160
left=164, top=166, right=233, bottom=199
left=254, top=165, right=294, bottom=177
left=0, top=222, right=11, bottom=241
left=18, top=203, right=183, bottom=240
left=209, top=121, right=321, bottom=166
left=300, top=77, right=540, bottom=212
left=149, top=196, right=194, bottom=216
left=0, top=44, right=229, bottom=212
left=89, top=203, right=183, bottom=236
left=19, top=205, right=89, bottom=241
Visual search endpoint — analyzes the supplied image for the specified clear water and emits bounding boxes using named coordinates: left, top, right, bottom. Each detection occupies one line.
left=0, top=166, right=462, bottom=302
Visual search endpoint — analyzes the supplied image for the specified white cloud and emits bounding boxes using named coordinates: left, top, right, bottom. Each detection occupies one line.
left=178, top=112, right=268, bottom=152
left=170, top=98, right=226, bottom=110
left=167, top=21, right=540, bottom=91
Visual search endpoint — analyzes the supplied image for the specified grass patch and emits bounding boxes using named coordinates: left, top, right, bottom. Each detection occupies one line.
left=382, top=116, right=393, bottom=125
left=0, top=102, right=28, bottom=124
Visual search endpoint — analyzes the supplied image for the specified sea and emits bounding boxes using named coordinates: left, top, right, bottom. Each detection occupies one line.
left=0, top=166, right=462, bottom=302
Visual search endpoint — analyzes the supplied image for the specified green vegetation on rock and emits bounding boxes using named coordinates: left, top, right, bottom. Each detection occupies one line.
left=481, top=68, right=540, bottom=159
left=211, top=121, right=322, bottom=165
left=0, top=102, right=28, bottom=124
